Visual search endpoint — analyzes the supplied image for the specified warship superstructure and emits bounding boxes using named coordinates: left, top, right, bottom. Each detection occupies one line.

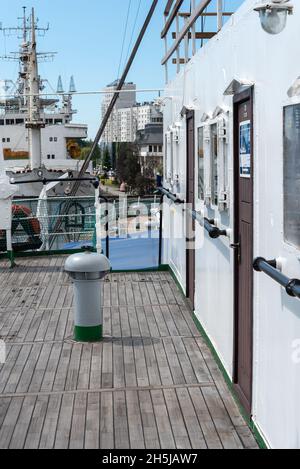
left=0, top=8, right=91, bottom=196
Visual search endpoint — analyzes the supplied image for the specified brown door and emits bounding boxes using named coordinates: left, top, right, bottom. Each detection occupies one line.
left=186, top=110, right=195, bottom=309
left=233, top=89, right=254, bottom=415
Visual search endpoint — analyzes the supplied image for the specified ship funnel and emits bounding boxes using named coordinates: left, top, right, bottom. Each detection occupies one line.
left=57, top=75, right=64, bottom=94
left=69, top=76, right=76, bottom=93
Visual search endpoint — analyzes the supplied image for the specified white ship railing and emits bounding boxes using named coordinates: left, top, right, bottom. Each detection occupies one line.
left=1, top=195, right=161, bottom=269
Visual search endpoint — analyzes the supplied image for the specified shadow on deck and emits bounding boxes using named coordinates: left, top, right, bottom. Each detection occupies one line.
left=0, top=256, right=258, bottom=449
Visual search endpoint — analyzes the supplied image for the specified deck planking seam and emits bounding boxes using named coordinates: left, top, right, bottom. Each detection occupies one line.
left=0, top=382, right=216, bottom=399
left=0, top=258, right=258, bottom=449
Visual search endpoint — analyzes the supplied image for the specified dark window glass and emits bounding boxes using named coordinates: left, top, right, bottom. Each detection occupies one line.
left=284, top=104, right=300, bottom=249
left=198, top=127, right=204, bottom=200
left=211, top=124, right=218, bottom=206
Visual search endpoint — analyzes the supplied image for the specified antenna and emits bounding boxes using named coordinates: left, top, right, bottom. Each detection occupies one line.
left=0, top=7, right=49, bottom=39
left=22, top=6, right=26, bottom=43
left=0, top=8, right=55, bottom=62
left=69, top=76, right=76, bottom=93
left=57, top=76, right=64, bottom=94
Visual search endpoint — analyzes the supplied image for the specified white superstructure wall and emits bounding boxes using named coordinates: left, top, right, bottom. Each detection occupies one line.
left=162, top=0, right=300, bottom=449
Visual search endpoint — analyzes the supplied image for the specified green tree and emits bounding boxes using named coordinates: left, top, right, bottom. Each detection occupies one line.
left=116, top=143, right=128, bottom=183
left=79, top=139, right=102, bottom=168
left=134, top=173, right=154, bottom=196
left=116, top=143, right=140, bottom=182
left=102, top=147, right=112, bottom=173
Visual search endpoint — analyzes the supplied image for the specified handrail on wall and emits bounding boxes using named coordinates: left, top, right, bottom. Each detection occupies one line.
left=191, top=209, right=227, bottom=239
left=253, top=257, right=300, bottom=300
left=156, top=186, right=185, bottom=205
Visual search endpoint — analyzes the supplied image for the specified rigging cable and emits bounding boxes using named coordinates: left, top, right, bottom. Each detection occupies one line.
left=48, top=0, right=159, bottom=247
left=74, top=0, right=159, bottom=185
left=124, top=0, right=142, bottom=68
left=117, top=0, right=132, bottom=80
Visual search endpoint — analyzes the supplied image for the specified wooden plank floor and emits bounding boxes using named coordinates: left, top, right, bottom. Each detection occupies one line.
left=0, top=256, right=258, bottom=449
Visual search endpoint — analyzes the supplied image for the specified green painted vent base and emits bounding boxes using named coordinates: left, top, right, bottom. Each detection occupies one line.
left=74, top=325, right=103, bottom=343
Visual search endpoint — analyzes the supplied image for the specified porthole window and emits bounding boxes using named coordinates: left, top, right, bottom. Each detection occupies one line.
left=283, top=104, right=300, bottom=249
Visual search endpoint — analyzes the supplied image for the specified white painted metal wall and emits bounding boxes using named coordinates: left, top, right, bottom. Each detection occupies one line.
left=0, top=123, right=87, bottom=171
left=162, top=0, right=300, bottom=449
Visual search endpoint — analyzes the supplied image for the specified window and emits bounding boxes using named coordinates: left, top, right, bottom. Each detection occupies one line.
left=149, top=145, right=153, bottom=153
left=217, top=115, right=229, bottom=210
left=198, top=127, right=205, bottom=200
left=52, top=155, right=55, bottom=159
left=16, top=119, right=24, bottom=124
left=164, top=134, right=168, bottom=180
left=49, top=137, right=53, bottom=142
left=284, top=104, right=300, bottom=249
left=47, top=154, right=51, bottom=159
left=5, top=119, right=14, bottom=125
left=2, top=138, right=5, bottom=143
left=54, top=137, right=57, bottom=142
left=210, top=123, right=218, bottom=206
left=7, top=138, right=10, bottom=143
left=0, top=120, right=4, bottom=126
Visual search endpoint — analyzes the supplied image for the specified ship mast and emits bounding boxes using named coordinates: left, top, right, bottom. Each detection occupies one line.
left=26, top=8, right=44, bottom=170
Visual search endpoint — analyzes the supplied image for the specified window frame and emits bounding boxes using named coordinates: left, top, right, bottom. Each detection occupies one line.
left=197, top=125, right=205, bottom=202
left=217, top=112, right=230, bottom=211
left=210, top=121, right=219, bottom=208
left=283, top=102, right=300, bottom=251
left=197, top=113, right=230, bottom=211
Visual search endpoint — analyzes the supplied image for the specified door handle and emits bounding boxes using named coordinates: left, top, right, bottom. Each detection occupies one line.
left=230, top=242, right=241, bottom=263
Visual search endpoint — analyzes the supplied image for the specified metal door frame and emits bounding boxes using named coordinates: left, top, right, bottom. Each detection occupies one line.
left=232, top=87, right=254, bottom=416
left=186, top=110, right=196, bottom=309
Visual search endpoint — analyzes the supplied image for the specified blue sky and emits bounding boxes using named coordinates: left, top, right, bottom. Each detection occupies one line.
left=0, top=0, right=166, bottom=138
left=0, top=1, right=244, bottom=138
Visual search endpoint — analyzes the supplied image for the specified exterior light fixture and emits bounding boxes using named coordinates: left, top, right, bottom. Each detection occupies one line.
left=287, top=76, right=300, bottom=98
left=254, top=1, right=293, bottom=35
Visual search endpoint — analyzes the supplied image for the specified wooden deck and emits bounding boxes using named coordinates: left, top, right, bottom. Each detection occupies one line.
left=0, top=256, right=258, bottom=449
